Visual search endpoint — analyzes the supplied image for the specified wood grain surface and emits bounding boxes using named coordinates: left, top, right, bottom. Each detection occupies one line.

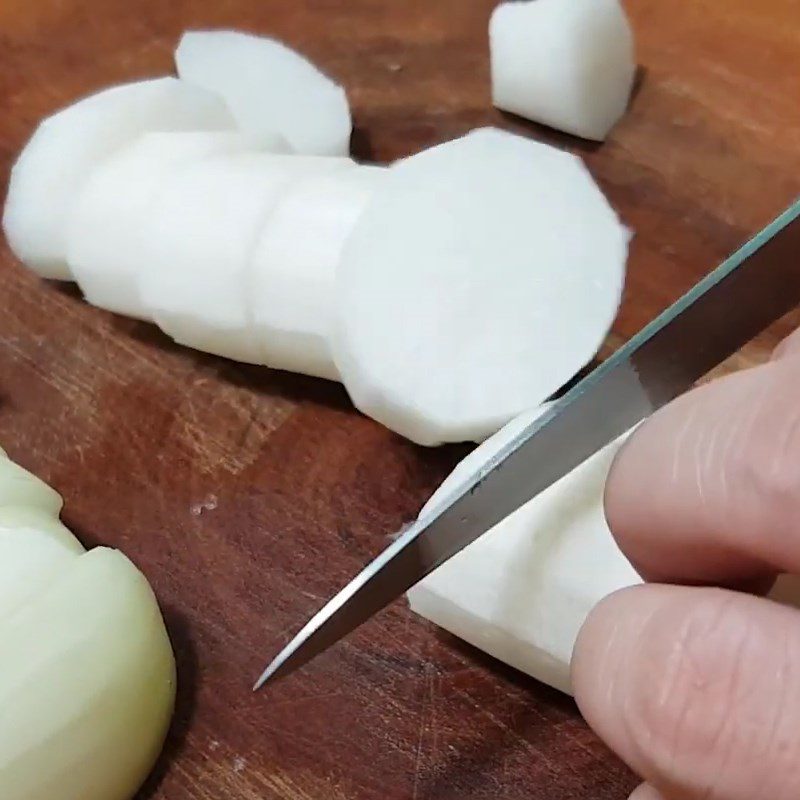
left=1, top=1, right=799, bottom=798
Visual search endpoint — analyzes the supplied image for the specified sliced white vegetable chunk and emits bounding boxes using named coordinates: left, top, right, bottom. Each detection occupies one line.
left=66, top=131, right=258, bottom=321
left=3, top=77, right=234, bottom=280
left=0, top=530, right=79, bottom=622
left=0, top=547, right=176, bottom=800
left=0, top=507, right=84, bottom=555
left=138, top=152, right=351, bottom=363
left=0, top=454, right=63, bottom=516
left=334, top=128, right=628, bottom=445
left=251, top=165, right=385, bottom=380
left=489, top=0, right=636, bottom=141
left=407, top=407, right=641, bottom=695
left=176, top=30, right=352, bottom=156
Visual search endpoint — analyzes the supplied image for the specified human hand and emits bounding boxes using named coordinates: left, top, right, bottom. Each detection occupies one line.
left=571, top=329, right=800, bottom=800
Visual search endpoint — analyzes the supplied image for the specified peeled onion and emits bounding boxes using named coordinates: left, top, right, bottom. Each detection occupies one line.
left=0, top=547, right=176, bottom=800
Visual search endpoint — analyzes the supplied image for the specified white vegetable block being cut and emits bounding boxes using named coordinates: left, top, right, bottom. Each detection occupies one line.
left=2, top=77, right=234, bottom=280
left=407, top=407, right=641, bottom=695
left=334, top=127, right=628, bottom=445
left=66, top=131, right=258, bottom=321
left=0, top=547, right=176, bottom=800
left=489, top=0, right=636, bottom=141
left=176, top=30, right=352, bottom=156
left=251, top=165, right=385, bottom=380
left=138, top=152, right=351, bottom=363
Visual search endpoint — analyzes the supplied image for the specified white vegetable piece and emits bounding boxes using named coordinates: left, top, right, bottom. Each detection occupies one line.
left=489, top=0, right=636, bottom=141
left=0, top=547, right=176, bottom=800
left=66, top=131, right=269, bottom=321
left=138, top=152, right=351, bottom=363
left=251, top=165, right=385, bottom=380
left=2, top=77, right=234, bottom=280
left=407, top=407, right=641, bottom=695
left=176, top=30, right=352, bottom=156
left=334, top=127, right=628, bottom=445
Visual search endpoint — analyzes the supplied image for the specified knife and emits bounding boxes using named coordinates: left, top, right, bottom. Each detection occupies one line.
left=255, top=197, right=800, bottom=692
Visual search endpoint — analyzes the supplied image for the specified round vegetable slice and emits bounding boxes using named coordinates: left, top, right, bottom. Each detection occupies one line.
left=250, top=164, right=385, bottom=380
left=2, top=77, right=234, bottom=280
left=138, top=152, right=351, bottom=364
left=176, top=30, right=352, bottom=156
left=66, top=131, right=257, bottom=321
left=0, top=455, right=63, bottom=516
left=489, top=0, right=636, bottom=141
left=407, top=407, right=640, bottom=695
left=334, top=127, right=629, bottom=446
left=0, top=547, right=176, bottom=800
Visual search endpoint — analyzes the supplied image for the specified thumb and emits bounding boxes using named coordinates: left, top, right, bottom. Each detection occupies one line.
left=604, top=353, right=800, bottom=585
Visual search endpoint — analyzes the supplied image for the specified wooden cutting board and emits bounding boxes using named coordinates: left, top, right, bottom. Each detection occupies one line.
left=1, top=1, right=799, bottom=798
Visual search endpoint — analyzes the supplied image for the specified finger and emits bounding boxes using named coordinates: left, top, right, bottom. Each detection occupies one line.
left=771, top=327, right=800, bottom=361
left=573, top=584, right=800, bottom=800
left=629, top=784, right=666, bottom=800
left=605, top=354, right=800, bottom=584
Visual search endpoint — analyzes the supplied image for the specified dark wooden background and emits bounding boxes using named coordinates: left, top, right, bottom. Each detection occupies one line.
left=1, top=1, right=799, bottom=798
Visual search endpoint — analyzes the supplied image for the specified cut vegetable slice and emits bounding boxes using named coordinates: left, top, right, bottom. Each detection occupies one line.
left=407, top=407, right=641, bottom=695
left=66, top=131, right=257, bottom=321
left=334, top=127, right=629, bottom=445
left=0, top=507, right=84, bottom=555
left=176, top=30, right=352, bottom=156
left=138, top=152, right=351, bottom=363
left=3, top=77, right=234, bottom=280
left=0, top=455, right=63, bottom=516
left=0, top=530, right=79, bottom=622
left=0, top=547, right=176, bottom=800
left=489, top=0, right=636, bottom=141
left=251, top=165, right=385, bottom=380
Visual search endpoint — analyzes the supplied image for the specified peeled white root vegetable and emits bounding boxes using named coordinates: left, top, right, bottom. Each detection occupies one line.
left=251, top=165, right=385, bottom=380
left=138, top=152, right=351, bottom=364
left=176, top=30, right=352, bottom=156
left=67, top=131, right=258, bottom=321
left=0, top=448, right=176, bottom=800
left=489, top=0, right=636, bottom=142
left=2, top=77, right=234, bottom=280
left=407, top=408, right=641, bottom=695
left=333, top=127, right=629, bottom=446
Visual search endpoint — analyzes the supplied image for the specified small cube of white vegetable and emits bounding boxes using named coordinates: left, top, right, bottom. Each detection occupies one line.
left=490, top=0, right=636, bottom=141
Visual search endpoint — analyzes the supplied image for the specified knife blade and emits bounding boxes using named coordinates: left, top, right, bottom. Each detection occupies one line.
left=255, top=197, right=800, bottom=691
